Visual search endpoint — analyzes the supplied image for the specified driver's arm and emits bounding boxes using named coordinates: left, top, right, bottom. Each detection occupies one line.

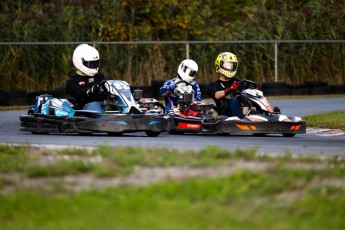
left=193, top=83, right=202, bottom=101
left=160, top=79, right=175, bottom=96
left=206, top=82, right=226, bottom=100
left=66, top=79, right=89, bottom=100
left=215, top=81, right=240, bottom=99
left=214, top=90, right=226, bottom=100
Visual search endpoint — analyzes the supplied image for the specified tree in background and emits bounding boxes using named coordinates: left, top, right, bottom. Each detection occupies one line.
left=0, top=0, right=343, bottom=91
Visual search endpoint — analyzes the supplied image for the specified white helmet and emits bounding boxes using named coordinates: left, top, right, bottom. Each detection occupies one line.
left=72, top=44, right=100, bottom=76
left=177, top=59, right=198, bottom=83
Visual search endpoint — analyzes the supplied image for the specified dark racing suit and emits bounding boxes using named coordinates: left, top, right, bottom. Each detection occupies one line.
left=66, top=72, right=107, bottom=108
left=206, top=77, right=243, bottom=118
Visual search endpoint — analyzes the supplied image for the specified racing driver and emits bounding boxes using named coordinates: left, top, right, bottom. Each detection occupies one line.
left=160, top=59, right=202, bottom=113
left=206, top=52, right=244, bottom=118
left=66, top=44, right=109, bottom=113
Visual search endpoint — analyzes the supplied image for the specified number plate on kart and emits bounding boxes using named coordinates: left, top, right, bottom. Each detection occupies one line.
left=177, top=122, right=201, bottom=129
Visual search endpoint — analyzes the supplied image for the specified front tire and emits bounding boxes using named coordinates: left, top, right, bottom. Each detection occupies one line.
left=108, top=132, right=123, bottom=136
left=283, top=133, right=295, bottom=137
left=145, top=130, right=160, bottom=137
left=31, top=131, right=49, bottom=135
left=216, top=133, right=230, bottom=136
left=253, top=133, right=267, bottom=137
left=168, top=129, right=185, bottom=135
left=78, top=133, right=93, bottom=136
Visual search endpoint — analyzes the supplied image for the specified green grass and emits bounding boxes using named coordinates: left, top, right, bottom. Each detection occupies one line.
left=0, top=144, right=259, bottom=178
left=303, top=110, right=345, bottom=131
left=1, top=145, right=345, bottom=229
left=267, top=94, right=345, bottom=100
left=1, top=166, right=345, bottom=229
left=0, top=105, right=30, bottom=111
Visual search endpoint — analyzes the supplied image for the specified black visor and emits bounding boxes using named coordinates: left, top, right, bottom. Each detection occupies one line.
left=183, top=66, right=197, bottom=77
left=188, top=69, right=197, bottom=77
left=82, top=59, right=99, bottom=69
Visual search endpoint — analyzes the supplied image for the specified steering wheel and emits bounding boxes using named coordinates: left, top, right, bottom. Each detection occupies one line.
left=238, top=79, right=258, bottom=91
left=174, top=80, right=193, bottom=95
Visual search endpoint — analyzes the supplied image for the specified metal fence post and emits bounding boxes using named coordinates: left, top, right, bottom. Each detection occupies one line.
left=274, top=42, right=278, bottom=82
left=186, top=42, right=189, bottom=59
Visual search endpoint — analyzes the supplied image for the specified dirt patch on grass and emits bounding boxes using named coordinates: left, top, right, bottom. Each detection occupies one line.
left=1, top=160, right=333, bottom=194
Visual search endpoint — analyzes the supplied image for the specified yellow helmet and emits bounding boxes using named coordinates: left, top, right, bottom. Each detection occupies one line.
left=215, top=52, right=238, bottom=78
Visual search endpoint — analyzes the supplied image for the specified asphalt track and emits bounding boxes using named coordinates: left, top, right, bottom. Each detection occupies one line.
left=1, top=97, right=344, bottom=156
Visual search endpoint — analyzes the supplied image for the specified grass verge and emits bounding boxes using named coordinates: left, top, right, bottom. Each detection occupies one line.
left=303, top=110, right=345, bottom=131
left=1, top=144, right=345, bottom=229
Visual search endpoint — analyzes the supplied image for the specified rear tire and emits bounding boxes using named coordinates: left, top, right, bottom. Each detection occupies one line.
left=78, top=133, right=93, bottom=136
left=108, top=132, right=123, bottom=136
left=145, top=130, right=160, bottom=137
left=216, top=133, right=230, bottom=136
left=31, top=131, right=49, bottom=135
left=253, top=133, right=267, bottom=137
left=283, top=133, right=295, bottom=137
left=169, top=129, right=185, bottom=135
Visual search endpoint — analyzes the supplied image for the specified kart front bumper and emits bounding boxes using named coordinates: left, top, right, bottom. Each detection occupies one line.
left=20, top=113, right=170, bottom=134
left=217, top=120, right=306, bottom=135
left=169, top=115, right=306, bottom=136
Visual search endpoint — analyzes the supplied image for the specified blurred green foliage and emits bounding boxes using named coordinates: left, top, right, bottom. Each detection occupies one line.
left=1, top=144, right=345, bottom=229
left=0, top=0, right=344, bottom=92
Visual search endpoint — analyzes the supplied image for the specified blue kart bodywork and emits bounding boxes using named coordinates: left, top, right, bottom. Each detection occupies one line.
left=20, top=80, right=169, bottom=137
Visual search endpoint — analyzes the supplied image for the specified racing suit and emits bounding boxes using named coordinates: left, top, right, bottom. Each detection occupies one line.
left=206, top=77, right=243, bottom=118
left=66, top=72, right=107, bottom=111
left=160, top=78, right=202, bottom=113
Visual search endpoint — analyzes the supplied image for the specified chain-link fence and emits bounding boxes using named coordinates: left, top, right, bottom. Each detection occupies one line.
left=0, top=40, right=344, bottom=93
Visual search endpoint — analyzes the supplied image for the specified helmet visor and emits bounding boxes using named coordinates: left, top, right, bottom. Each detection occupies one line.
left=82, top=59, right=99, bottom=69
left=222, top=61, right=237, bottom=71
left=183, top=66, right=197, bottom=77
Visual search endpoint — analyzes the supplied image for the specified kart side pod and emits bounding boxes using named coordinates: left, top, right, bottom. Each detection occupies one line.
left=34, top=94, right=53, bottom=113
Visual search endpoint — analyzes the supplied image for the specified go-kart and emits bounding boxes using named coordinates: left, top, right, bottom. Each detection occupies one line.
left=168, top=79, right=306, bottom=137
left=20, top=80, right=169, bottom=137
left=168, top=80, right=217, bottom=134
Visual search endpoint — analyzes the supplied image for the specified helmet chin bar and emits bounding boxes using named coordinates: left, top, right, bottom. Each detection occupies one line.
left=76, top=70, right=86, bottom=76
left=219, top=68, right=236, bottom=78
left=78, top=68, right=98, bottom=77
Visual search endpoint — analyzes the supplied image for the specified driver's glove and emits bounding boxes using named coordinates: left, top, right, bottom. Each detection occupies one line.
left=168, top=82, right=176, bottom=90
left=98, top=80, right=110, bottom=93
left=224, top=81, right=240, bottom=95
left=86, top=80, right=108, bottom=96
left=86, top=84, right=101, bottom=96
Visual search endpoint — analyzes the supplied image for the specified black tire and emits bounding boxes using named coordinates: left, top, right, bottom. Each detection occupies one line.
left=216, top=133, right=230, bottom=136
left=20, top=121, right=37, bottom=128
left=0, top=88, right=8, bottom=106
left=31, top=131, right=49, bottom=135
left=262, top=82, right=290, bottom=96
left=20, top=114, right=37, bottom=122
left=151, top=79, right=166, bottom=99
left=145, top=130, right=161, bottom=137
left=283, top=133, right=295, bottom=137
left=253, top=133, right=267, bottom=137
left=78, top=133, right=93, bottom=136
left=108, top=132, right=123, bottom=136
left=168, top=129, right=185, bottom=135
